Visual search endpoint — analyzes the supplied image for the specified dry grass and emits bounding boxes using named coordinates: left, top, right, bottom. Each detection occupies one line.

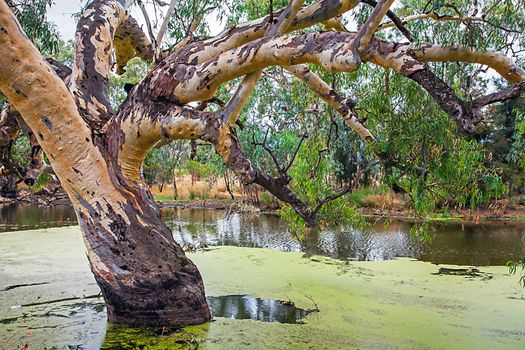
left=359, top=192, right=407, bottom=210
left=150, top=175, right=242, bottom=200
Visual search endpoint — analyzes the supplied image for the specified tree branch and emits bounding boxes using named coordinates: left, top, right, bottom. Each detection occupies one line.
left=284, top=132, right=307, bottom=173
left=146, top=31, right=364, bottom=104
left=411, top=44, right=525, bottom=84
left=253, top=129, right=287, bottom=178
left=137, top=0, right=157, bottom=50
left=378, top=10, right=522, bottom=35
left=114, top=15, right=154, bottom=74
left=155, top=0, right=178, bottom=59
left=211, top=128, right=318, bottom=226
left=222, top=0, right=305, bottom=127
left=361, top=0, right=414, bottom=41
left=313, top=184, right=352, bottom=214
left=285, top=64, right=376, bottom=142
left=366, top=39, right=525, bottom=133
left=71, top=0, right=152, bottom=130
left=354, top=0, right=395, bottom=53
left=473, top=81, right=525, bottom=108
left=166, top=0, right=361, bottom=65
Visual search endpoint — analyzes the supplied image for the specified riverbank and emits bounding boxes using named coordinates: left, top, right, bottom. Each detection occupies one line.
left=1, top=226, right=524, bottom=349
left=157, top=197, right=525, bottom=223
left=4, top=192, right=525, bottom=225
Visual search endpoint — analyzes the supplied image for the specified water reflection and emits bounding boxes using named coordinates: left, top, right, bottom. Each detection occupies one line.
left=163, top=208, right=525, bottom=266
left=207, top=295, right=308, bottom=324
left=1, top=294, right=307, bottom=350
left=0, top=203, right=76, bottom=232
left=1, top=204, right=524, bottom=266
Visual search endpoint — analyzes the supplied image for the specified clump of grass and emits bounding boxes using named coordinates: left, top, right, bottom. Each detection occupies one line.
left=347, top=187, right=382, bottom=206
left=347, top=187, right=407, bottom=210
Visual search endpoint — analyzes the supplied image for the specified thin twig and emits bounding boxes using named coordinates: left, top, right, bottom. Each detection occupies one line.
left=155, top=0, right=178, bottom=59
left=304, top=294, right=320, bottom=312
left=137, top=0, right=157, bottom=51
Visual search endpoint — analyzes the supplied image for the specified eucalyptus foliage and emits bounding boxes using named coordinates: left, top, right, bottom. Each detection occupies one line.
left=7, top=0, right=60, bottom=54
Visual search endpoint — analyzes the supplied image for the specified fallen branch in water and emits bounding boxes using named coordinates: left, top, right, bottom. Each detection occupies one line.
left=304, top=294, right=320, bottom=313
left=15, top=293, right=102, bottom=308
left=1, top=281, right=49, bottom=291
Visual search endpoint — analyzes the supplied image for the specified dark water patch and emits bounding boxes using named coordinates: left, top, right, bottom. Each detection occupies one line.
left=0, top=316, right=19, bottom=324
left=433, top=267, right=493, bottom=280
left=207, top=295, right=309, bottom=324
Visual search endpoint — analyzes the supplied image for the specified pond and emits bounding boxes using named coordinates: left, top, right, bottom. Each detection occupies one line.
left=1, top=204, right=525, bottom=349
left=2, top=203, right=525, bottom=266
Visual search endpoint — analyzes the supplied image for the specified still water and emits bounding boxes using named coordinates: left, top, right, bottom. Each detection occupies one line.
left=1, top=203, right=525, bottom=266
left=207, top=295, right=309, bottom=324
left=1, top=204, right=525, bottom=349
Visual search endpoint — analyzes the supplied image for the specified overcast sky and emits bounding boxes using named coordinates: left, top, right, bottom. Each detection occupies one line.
left=48, top=0, right=160, bottom=40
left=47, top=0, right=83, bottom=40
left=47, top=0, right=224, bottom=41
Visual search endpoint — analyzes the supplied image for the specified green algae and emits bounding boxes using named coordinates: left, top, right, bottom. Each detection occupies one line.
left=187, top=249, right=525, bottom=350
left=1, top=226, right=525, bottom=349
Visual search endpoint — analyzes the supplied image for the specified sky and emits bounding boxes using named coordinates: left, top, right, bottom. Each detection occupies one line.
left=47, top=0, right=225, bottom=41
left=47, top=0, right=83, bottom=40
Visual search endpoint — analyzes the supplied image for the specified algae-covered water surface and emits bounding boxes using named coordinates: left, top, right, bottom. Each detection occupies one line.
left=1, top=206, right=525, bottom=349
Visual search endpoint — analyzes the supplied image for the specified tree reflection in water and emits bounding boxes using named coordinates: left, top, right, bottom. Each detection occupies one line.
left=207, top=295, right=308, bottom=324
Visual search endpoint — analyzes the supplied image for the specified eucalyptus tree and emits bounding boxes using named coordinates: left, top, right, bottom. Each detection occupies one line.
left=0, top=0, right=523, bottom=327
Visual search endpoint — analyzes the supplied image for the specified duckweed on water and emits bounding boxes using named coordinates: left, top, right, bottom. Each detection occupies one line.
left=1, top=227, right=525, bottom=349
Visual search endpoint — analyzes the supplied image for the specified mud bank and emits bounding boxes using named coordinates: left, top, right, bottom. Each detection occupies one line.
left=0, top=227, right=524, bottom=349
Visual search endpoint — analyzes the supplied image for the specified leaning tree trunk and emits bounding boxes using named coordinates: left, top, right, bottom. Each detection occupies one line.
left=0, top=0, right=210, bottom=326
left=75, top=163, right=210, bottom=326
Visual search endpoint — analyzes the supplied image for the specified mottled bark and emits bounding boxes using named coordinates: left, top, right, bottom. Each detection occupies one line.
left=0, top=105, right=47, bottom=191
left=0, top=105, right=19, bottom=148
left=354, top=0, right=395, bottom=53
left=0, top=0, right=209, bottom=327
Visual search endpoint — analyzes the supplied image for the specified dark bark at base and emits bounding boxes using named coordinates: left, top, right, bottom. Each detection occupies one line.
left=96, top=259, right=211, bottom=326
left=78, top=194, right=211, bottom=326
left=74, top=127, right=211, bottom=326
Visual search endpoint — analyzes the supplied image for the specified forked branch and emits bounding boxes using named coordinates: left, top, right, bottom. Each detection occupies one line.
left=354, top=0, right=395, bottom=53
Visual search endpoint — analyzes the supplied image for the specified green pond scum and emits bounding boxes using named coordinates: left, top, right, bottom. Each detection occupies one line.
left=1, top=227, right=525, bottom=349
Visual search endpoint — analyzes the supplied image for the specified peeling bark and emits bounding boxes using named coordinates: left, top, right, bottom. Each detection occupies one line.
left=0, top=105, right=21, bottom=193
left=0, top=0, right=209, bottom=327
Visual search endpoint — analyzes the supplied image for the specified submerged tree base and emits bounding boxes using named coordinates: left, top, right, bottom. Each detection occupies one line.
left=1, top=227, right=524, bottom=349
